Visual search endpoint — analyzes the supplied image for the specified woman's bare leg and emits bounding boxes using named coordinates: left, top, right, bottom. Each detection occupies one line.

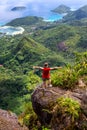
left=42, top=79, right=51, bottom=88
left=42, top=80, right=47, bottom=88
left=48, top=79, right=51, bottom=85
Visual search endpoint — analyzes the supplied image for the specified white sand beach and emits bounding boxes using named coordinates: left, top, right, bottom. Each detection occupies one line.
left=0, top=26, right=25, bottom=36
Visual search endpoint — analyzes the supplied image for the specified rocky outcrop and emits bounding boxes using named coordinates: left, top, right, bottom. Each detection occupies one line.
left=0, top=109, right=28, bottom=130
left=31, top=85, right=87, bottom=130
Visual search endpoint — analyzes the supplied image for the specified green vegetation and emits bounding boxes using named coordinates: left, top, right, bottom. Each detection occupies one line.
left=56, top=97, right=81, bottom=122
left=6, top=16, right=44, bottom=26
left=63, top=5, right=87, bottom=22
left=42, top=127, right=50, bottom=130
left=18, top=103, right=38, bottom=129
left=64, top=18, right=87, bottom=26
left=51, top=66, right=79, bottom=89
left=51, top=52, right=87, bottom=89
left=0, top=66, right=41, bottom=114
left=20, top=97, right=81, bottom=129
left=31, top=24, right=87, bottom=54
left=0, top=35, right=66, bottom=74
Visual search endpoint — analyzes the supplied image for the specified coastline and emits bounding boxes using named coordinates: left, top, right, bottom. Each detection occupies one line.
left=0, top=26, right=25, bottom=36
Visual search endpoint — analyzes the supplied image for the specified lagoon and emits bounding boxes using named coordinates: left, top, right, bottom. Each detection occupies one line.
left=43, top=12, right=63, bottom=22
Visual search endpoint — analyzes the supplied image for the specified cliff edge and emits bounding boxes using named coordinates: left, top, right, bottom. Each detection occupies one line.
left=31, top=85, right=87, bottom=130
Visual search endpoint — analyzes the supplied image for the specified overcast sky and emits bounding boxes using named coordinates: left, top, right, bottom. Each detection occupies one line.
left=0, top=0, right=87, bottom=9
left=0, top=0, right=87, bottom=24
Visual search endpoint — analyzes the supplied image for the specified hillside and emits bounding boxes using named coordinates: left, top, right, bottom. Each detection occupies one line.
left=2, top=16, right=87, bottom=69
left=63, top=5, right=87, bottom=22
left=6, top=16, right=44, bottom=26
left=6, top=16, right=87, bottom=54
left=31, top=24, right=87, bottom=54
left=0, top=35, right=65, bottom=74
left=63, top=18, right=87, bottom=26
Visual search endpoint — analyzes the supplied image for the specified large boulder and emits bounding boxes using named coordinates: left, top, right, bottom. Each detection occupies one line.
left=0, top=109, right=28, bottom=130
left=31, top=86, right=87, bottom=130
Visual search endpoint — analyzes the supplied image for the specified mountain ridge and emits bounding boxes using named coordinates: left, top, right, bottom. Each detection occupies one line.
left=63, top=5, right=87, bottom=22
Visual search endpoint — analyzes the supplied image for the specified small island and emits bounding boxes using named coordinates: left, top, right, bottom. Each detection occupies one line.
left=11, top=6, right=26, bottom=11
left=52, top=4, right=71, bottom=14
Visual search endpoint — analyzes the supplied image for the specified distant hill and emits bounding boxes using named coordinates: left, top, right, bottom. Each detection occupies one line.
left=52, top=4, right=71, bottom=14
left=6, top=16, right=43, bottom=26
left=32, top=24, right=87, bottom=54
left=63, top=18, right=87, bottom=26
left=11, top=6, right=26, bottom=11
left=63, top=5, right=87, bottom=22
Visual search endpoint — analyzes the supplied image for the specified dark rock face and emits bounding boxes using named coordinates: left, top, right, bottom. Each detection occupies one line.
left=0, top=109, right=28, bottom=130
left=57, top=42, right=68, bottom=51
left=31, top=86, right=87, bottom=130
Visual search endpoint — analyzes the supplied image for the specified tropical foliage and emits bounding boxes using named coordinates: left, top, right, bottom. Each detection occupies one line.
left=0, top=66, right=41, bottom=114
left=57, top=97, right=81, bottom=122
left=51, top=52, right=87, bottom=89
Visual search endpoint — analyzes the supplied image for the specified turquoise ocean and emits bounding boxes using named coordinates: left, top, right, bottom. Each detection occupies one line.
left=0, top=6, right=63, bottom=35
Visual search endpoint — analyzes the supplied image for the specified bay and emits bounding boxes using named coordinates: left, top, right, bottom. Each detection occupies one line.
left=0, top=4, right=63, bottom=35
left=0, top=5, right=63, bottom=26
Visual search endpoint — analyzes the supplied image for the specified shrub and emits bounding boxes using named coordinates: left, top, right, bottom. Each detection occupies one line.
left=42, top=126, right=50, bottom=130
left=74, top=52, right=87, bottom=75
left=18, top=103, right=39, bottom=129
left=56, top=97, right=81, bottom=122
left=51, top=67, right=79, bottom=89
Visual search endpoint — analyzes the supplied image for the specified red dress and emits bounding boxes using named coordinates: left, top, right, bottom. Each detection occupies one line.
left=41, top=67, right=51, bottom=79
